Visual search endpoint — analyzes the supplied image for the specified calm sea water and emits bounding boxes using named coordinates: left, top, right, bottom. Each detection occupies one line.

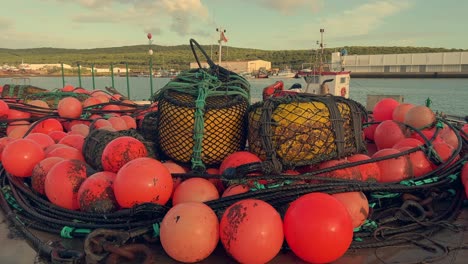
left=0, top=76, right=466, bottom=116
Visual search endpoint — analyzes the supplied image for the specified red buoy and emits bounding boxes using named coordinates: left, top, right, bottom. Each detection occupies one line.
left=374, top=120, right=408, bottom=150
left=45, top=159, right=88, bottom=210
left=101, top=136, right=148, bottom=173
left=220, top=199, right=284, bottom=264
left=160, top=202, right=219, bottom=263
left=332, top=192, right=369, bottom=228
left=284, top=192, right=353, bottom=263
left=113, top=157, right=173, bottom=207
left=347, top=154, right=381, bottom=182
left=372, top=148, right=411, bottom=182
left=372, top=98, right=400, bottom=121
left=31, top=157, right=64, bottom=195
left=57, top=97, right=83, bottom=119
left=172, top=178, right=219, bottom=205
left=2, top=139, right=45, bottom=177
left=32, top=118, right=64, bottom=134
left=77, top=171, right=118, bottom=213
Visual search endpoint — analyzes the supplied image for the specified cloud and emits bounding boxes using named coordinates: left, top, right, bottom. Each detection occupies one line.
left=243, top=0, right=324, bottom=14
left=320, top=1, right=412, bottom=40
left=0, top=17, right=14, bottom=30
left=55, top=0, right=209, bottom=37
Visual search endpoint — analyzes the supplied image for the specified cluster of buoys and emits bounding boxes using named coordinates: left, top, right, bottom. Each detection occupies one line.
left=0, top=87, right=465, bottom=264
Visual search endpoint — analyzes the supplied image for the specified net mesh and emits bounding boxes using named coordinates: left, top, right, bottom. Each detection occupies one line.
left=82, top=128, right=156, bottom=171
left=157, top=89, right=248, bottom=167
left=1, top=84, right=48, bottom=98
left=248, top=93, right=367, bottom=173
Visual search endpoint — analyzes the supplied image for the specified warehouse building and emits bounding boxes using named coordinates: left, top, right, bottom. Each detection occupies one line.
left=189, top=60, right=271, bottom=74
left=342, top=51, right=468, bottom=77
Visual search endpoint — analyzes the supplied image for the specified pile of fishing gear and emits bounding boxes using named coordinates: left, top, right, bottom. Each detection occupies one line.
left=0, top=39, right=466, bottom=264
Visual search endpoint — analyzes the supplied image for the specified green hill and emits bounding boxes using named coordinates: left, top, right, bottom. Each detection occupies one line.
left=0, top=45, right=464, bottom=71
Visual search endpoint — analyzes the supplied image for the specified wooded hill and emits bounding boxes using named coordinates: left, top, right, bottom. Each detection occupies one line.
left=0, top=44, right=464, bottom=71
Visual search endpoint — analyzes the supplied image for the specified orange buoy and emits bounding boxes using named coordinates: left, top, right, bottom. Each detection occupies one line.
left=24, top=133, right=55, bottom=150
left=48, top=131, right=67, bottom=143
left=8, top=109, right=31, bottom=120
left=77, top=171, right=118, bottom=213
left=57, top=97, right=83, bottom=118
left=32, top=118, right=64, bottom=134
left=392, top=138, right=423, bottom=149
left=392, top=103, right=414, bottom=123
left=172, top=178, right=219, bottom=205
left=372, top=98, right=400, bottom=121
left=114, top=157, right=173, bottom=207
left=120, top=115, right=137, bottom=129
left=162, top=161, right=187, bottom=197
left=374, top=120, right=408, bottom=150
left=45, top=159, right=88, bottom=210
left=62, top=84, right=74, bottom=92
left=59, top=134, right=85, bottom=152
left=220, top=199, right=284, bottom=264
left=221, top=184, right=249, bottom=197
left=347, top=154, right=381, bottom=182
left=83, top=97, right=101, bottom=108
left=404, top=105, right=435, bottom=130
left=0, top=100, right=10, bottom=118
left=0, top=137, right=15, bottom=162
left=2, top=139, right=45, bottom=177
left=372, top=148, right=411, bottom=182
left=397, top=146, right=433, bottom=178
left=70, top=124, right=90, bottom=137
left=160, top=202, right=219, bottom=263
left=31, top=157, right=64, bottom=195
left=284, top=193, right=353, bottom=263
left=219, top=151, right=262, bottom=175
left=101, top=136, right=148, bottom=173
left=108, top=116, right=127, bottom=131
left=332, top=192, right=369, bottom=228
left=46, top=145, right=85, bottom=161
left=318, top=158, right=363, bottom=181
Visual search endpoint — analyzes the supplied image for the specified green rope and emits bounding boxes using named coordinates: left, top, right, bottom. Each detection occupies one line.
left=152, top=223, right=160, bottom=237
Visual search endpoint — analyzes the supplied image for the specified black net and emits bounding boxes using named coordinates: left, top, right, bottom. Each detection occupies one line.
left=1, top=84, right=48, bottom=98
left=82, top=128, right=156, bottom=171
left=156, top=87, right=249, bottom=167
left=248, top=93, right=367, bottom=173
left=25, top=91, right=90, bottom=108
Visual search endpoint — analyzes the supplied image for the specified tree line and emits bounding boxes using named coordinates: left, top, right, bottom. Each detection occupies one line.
left=0, top=45, right=464, bottom=71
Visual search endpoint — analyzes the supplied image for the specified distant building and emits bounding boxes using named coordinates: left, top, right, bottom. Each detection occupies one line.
left=20, top=64, right=72, bottom=70
left=189, top=60, right=271, bottom=74
left=343, top=52, right=468, bottom=73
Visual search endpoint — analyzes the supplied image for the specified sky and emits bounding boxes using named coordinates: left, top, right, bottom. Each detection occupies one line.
left=0, top=0, right=467, bottom=50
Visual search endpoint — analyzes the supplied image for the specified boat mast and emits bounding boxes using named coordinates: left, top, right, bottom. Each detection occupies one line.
left=216, top=27, right=226, bottom=65
left=319, top=28, right=324, bottom=74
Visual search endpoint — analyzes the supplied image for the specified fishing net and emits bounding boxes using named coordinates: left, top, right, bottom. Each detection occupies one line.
left=25, top=91, right=90, bottom=108
left=82, top=128, right=156, bottom=171
left=150, top=39, right=250, bottom=171
left=1, top=84, right=48, bottom=98
left=248, top=93, right=368, bottom=173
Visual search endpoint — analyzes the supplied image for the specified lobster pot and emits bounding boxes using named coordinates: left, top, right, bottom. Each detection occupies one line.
left=248, top=94, right=367, bottom=173
left=1, top=84, right=48, bottom=98
left=157, top=89, right=248, bottom=166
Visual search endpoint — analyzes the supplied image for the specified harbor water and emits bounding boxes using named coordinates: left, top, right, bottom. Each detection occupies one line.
left=0, top=76, right=466, bottom=116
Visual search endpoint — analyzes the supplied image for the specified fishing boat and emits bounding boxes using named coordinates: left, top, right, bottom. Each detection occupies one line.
left=297, top=29, right=351, bottom=98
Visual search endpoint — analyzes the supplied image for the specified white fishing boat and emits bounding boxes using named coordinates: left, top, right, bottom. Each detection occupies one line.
left=299, top=29, right=351, bottom=98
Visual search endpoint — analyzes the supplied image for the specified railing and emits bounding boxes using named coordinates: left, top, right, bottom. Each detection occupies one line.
left=60, top=61, right=155, bottom=100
